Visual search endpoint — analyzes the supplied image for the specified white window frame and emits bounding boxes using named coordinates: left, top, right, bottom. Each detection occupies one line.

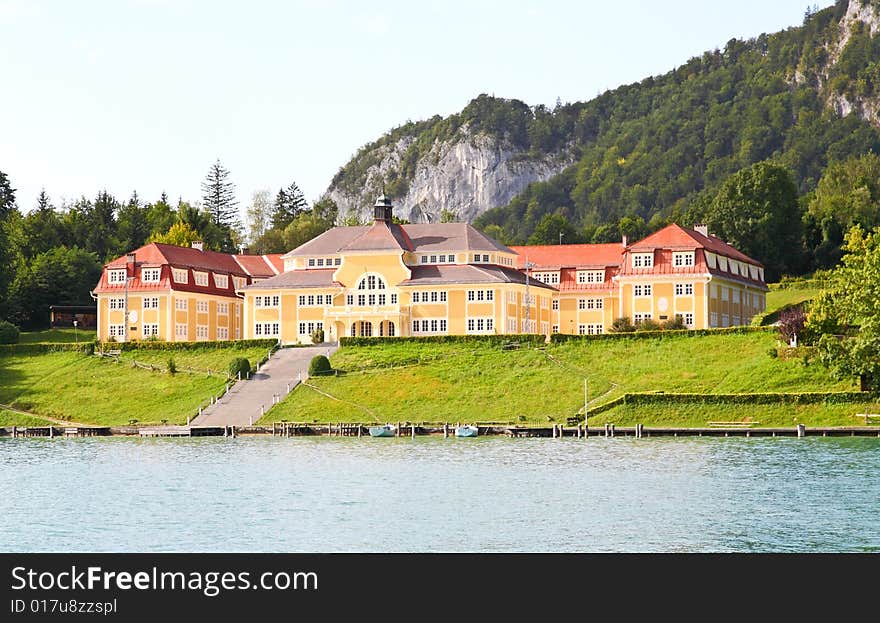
left=214, top=273, right=229, bottom=289
left=632, top=253, right=654, bottom=269
left=143, top=323, right=159, bottom=337
left=141, top=268, right=161, bottom=283
left=108, top=269, right=127, bottom=284
left=674, top=283, right=694, bottom=296
left=175, top=298, right=188, bottom=311
left=633, top=284, right=652, bottom=297
left=193, top=271, right=209, bottom=287
left=673, top=252, right=695, bottom=267
left=172, top=268, right=188, bottom=284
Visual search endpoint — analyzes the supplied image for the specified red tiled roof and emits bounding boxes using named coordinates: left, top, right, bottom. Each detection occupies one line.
left=398, top=265, right=556, bottom=289
left=233, top=253, right=282, bottom=278
left=628, top=224, right=763, bottom=267
left=243, top=269, right=342, bottom=290
left=95, top=243, right=282, bottom=297
left=509, top=243, right=624, bottom=270
left=339, top=222, right=412, bottom=252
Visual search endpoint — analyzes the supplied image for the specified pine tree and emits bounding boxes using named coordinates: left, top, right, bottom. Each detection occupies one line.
left=272, top=181, right=308, bottom=230
left=201, top=159, right=239, bottom=228
left=0, top=170, right=16, bottom=219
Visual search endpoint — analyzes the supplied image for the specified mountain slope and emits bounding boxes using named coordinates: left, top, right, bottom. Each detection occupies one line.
left=326, top=0, right=880, bottom=241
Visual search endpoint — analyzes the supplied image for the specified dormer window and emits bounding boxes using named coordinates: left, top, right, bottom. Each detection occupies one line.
left=673, top=252, right=695, bottom=267
left=214, top=273, right=228, bottom=289
left=172, top=268, right=188, bottom=284
left=632, top=253, right=653, bottom=269
left=108, top=269, right=127, bottom=284
left=141, top=268, right=161, bottom=283
left=193, top=271, right=209, bottom=287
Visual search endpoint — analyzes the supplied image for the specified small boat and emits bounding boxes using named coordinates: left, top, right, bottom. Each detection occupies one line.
left=455, top=424, right=479, bottom=438
left=369, top=424, right=396, bottom=438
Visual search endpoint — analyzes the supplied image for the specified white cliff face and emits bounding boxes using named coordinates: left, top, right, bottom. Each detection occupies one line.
left=327, top=129, right=572, bottom=224
left=803, top=0, right=880, bottom=126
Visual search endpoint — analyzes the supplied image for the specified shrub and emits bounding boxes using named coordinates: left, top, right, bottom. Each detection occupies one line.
left=767, top=347, right=778, bottom=358
left=0, top=320, right=20, bottom=344
left=661, top=317, right=686, bottom=331
left=168, top=357, right=177, bottom=375
left=778, top=306, right=807, bottom=345
left=229, top=357, right=251, bottom=378
left=635, top=319, right=661, bottom=332
left=85, top=342, right=95, bottom=356
left=308, top=355, right=332, bottom=376
left=610, top=317, right=635, bottom=333
left=310, top=328, right=325, bottom=344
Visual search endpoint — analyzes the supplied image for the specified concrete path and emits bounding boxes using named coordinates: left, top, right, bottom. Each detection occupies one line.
left=191, top=344, right=338, bottom=427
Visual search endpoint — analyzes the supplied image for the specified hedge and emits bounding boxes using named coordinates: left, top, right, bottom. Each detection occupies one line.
left=0, top=343, right=93, bottom=355
left=619, top=391, right=871, bottom=406
left=550, top=326, right=775, bottom=343
left=94, top=339, right=279, bottom=352
left=340, top=334, right=548, bottom=347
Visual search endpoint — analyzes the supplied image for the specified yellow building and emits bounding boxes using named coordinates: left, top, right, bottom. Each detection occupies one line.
left=92, top=242, right=282, bottom=342
left=95, top=202, right=765, bottom=343
left=512, top=223, right=767, bottom=333
left=240, top=196, right=555, bottom=343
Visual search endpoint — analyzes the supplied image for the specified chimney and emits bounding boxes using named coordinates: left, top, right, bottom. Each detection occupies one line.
left=191, top=241, right=204, bottom=251
left=694, top=224, right=709, bottom=237
left=621, top=234, right=628, bottom=247
left=126, top=253, right=136, bottom=277
left=373, top=194, right=393, bottom=225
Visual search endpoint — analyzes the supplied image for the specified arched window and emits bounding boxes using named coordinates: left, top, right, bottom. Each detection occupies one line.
left=387, top=321, right=395, bottom=337
left=350, top=323, right=357, bottom=337
left=357, top=274, right=386, bottom=290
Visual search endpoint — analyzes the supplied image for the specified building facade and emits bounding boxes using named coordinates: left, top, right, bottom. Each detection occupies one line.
left=92, top=242, right=282, bottom=342
left=511, top=223, right=767, bottom=333
left=93, top=201, right=766, bottom=343
left=240, top=196, right=554, bottom=343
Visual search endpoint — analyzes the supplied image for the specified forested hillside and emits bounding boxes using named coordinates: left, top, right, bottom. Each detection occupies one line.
left=330, top=1, right=880, bottom=279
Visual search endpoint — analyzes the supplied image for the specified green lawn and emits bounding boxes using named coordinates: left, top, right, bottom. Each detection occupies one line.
left=261, top=332, right=860, bottom=426
left=0, top=408, right=56, bottom=427
left=19, top=328, right=97, bottom=343
left=765, top=287, right=820, bottom=315
left=0, top=345, right=267, bottom=426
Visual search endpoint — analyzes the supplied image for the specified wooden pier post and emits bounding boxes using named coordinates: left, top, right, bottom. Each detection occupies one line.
left=604, top=423, right=609, bottom=437
left=797, top=423, right=806, bottom=438
left=49, top=426, right=54, bottom=439
left=11, top=426, right=16, bottom=439
left=411, top=423, right=416, bottom=439
left=444, top=423, right=449, bottom=439
left=610, top=423, right=615, bottom=438
left=396, top=422, right=401, bottom=437
left=357, top=424, right=362, bottom=438
left=584, top=423, right=588, bottom=439
left=577, top=424, right=582, bottom=439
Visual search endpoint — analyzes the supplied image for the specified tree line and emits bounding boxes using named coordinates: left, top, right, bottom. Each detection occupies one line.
left=0, top=162, right=338, bottom=329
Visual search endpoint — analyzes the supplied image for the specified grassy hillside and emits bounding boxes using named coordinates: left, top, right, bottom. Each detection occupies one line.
left=19, top=328, right=97, bottom=343
left=262, top=331, right=861, bottom=426
left=0, top=345, right=269, bottom=426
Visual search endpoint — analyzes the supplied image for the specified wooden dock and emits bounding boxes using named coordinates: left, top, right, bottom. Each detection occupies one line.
left=3, top=423, right=879, bottom=439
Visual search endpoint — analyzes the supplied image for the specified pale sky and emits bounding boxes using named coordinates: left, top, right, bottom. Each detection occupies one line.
left=1, top=0, right=825, bottom=218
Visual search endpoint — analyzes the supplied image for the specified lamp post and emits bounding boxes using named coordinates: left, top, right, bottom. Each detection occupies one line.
left=73, top=320, right=78, bottom=345
left=559, top=231, right=564, bottom=245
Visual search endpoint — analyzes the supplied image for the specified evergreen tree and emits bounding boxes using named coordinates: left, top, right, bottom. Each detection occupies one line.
left=272, top=182, right=308, bottom=230
left=201, top=159, right=239, bottom=228
left=0, top=170, right=15, bottom=219
left=116, top=191, right=151, bottom=254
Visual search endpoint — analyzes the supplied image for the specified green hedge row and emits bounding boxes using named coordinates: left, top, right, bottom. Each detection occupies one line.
left=0, top=343, right=93, bottom=356
left=340, top=334, right=548, bottom=347
left=550, top=326, right=774, bottom=343
left=620, top=391, right=870, bottom=406
left=94, top=339, right=279, bottom=352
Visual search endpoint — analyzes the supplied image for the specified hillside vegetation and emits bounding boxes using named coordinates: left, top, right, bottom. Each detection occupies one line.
left=0, top=345, right=269, bottom=426
left=262, top=331, right=867, bottom=427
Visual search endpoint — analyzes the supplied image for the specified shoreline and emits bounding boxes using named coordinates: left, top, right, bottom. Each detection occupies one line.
left=3, top=423, right=880, bottom=439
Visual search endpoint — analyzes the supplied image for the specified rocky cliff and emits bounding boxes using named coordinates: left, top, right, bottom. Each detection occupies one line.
left=326, top=124, right=572, bottom=224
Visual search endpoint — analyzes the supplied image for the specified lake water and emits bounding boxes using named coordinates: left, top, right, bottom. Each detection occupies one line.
left=1, top=436, right=878, bottom=552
